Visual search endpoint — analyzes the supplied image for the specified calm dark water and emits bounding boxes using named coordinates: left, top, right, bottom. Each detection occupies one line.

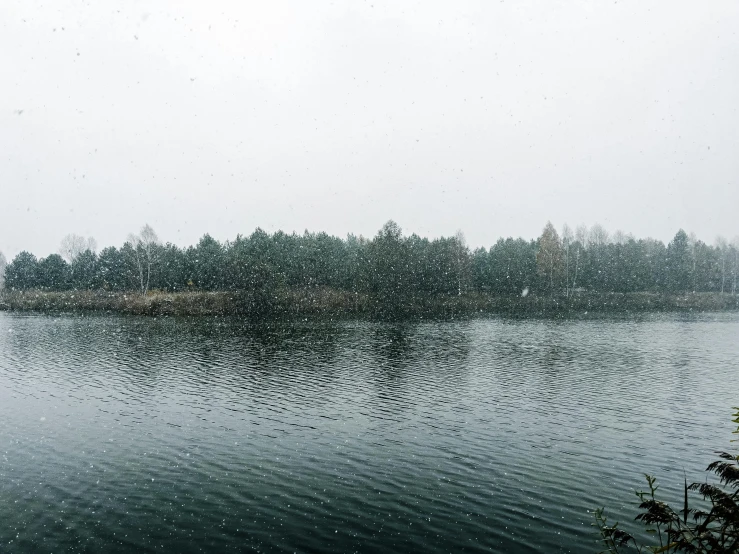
left=0, top=312, right=737, bottom=553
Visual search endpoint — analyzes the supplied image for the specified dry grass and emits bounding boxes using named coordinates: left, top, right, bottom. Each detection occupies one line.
left=0, top=290, right=238, bottom=316
left=0, top=288, right=736, bottom=318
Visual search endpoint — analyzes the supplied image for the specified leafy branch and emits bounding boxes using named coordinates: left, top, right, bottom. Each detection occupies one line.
left=594, top=408, right=739, bottom=553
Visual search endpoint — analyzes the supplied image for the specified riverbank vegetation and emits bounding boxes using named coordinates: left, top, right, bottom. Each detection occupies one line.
left=0, top=289, right=736, bottom=319
left=594, top=408, right=739, bottom=552
left=1, top=221, right=737, bottom=318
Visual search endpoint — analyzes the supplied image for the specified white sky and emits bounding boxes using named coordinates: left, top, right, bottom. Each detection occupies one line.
left=1, top=0, right=738, bottom=258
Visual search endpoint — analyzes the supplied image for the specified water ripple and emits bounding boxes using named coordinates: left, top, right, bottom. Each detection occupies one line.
left=0, top=312, right=737, bottom=552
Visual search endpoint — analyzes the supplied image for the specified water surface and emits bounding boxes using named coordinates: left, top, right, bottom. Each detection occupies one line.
left=1, top=312, right=737, bottom=552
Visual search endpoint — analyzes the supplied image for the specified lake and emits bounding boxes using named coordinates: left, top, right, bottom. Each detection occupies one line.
left=0, top=312, right=737, bottom=553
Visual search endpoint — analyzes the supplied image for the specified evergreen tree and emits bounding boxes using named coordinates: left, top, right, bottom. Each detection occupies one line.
left=70, top=250, right=98, bottom=290
left=191, top=234, right=224, bottom=290
left=487, top=238, right=537, bottom=294
left=4, top=251, right=40, bottom=290
left=154, top=243, right=188, bottom=292
left=37, top=254, right=70, bottom=290
left=367, top=221, right=413, bottom=318
left=667, top=229, right=692, bottom=292
left=3, top=222, right=736, bottom=302
left=97, top=247, right=130, bottom=291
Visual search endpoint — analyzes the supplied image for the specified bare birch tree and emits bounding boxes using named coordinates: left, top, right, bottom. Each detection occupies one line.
left=127, top=224, right=160, bottom=295
left=454, top=230, right=468, bottom=296
left=536, top=222, right=563, bottom=294
left=612, top=230, right=626, bottom=245
left=0, top=251, right=6, bottom=290
left=571, top=224, right=587, bottom=292
left=732, top=236, right=739, bottom=296
left=562, top=224, right=573, bottom=297
left=589, top=224, right=609, bottom=247
left=716, top=236, right=728, bottom=294
left=59, top=234, right=97, bottom=263
left=688, top=232, right=698, bottom=292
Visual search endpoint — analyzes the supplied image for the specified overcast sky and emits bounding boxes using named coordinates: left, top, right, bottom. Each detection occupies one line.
left=1, top=0, right=737, bottom=259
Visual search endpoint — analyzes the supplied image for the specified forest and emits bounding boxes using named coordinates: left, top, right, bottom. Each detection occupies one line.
left=1, top=221, right=737, bottom=315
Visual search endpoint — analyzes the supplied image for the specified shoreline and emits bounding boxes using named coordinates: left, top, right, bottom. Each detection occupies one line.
left=0, top=289, right=737, bottom=319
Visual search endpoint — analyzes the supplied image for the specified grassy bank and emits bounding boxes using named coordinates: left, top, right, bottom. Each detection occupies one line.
left=0, top=288, right=369, bottom=318
left=0, top=289, right=737, bottom=319
left=483, top=290, right=739, bottom=315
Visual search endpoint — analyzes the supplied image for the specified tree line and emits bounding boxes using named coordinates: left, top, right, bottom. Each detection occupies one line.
left=1, top=222, right=738, bottom=302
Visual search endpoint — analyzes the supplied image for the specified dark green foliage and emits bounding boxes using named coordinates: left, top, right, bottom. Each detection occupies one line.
left=154, top=243, right=189, bottom=292
left=3, top=224, right=737, bottom=315
left=478, top=238, right=538, bottom=294
left=667, top=230, right=692, bottom=292
left=365, top=221, right=416, bottom=319
left=4, top=251, right=40, bottom=290
left=70, top=250, right=98, bottom=290
left=36, top=254, right=70, bottom=290
left=594, top=409, right=739, bottom=553
left=229, top=261, right=280, bottom=320
left=97, top=247, right=129, bottom=291
left=190, top=234, right=225, bottom=291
